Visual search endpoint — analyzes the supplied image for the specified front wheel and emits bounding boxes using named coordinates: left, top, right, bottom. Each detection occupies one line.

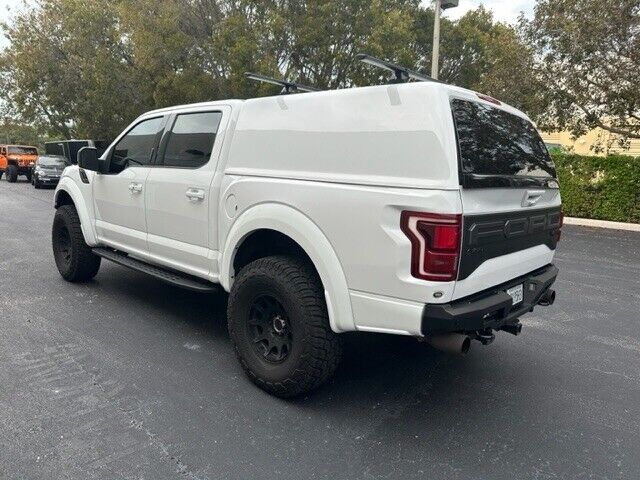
left=227, top=255, right=342, bottom=398
left=25, top=171, right=32, bottom=182
left=52, top=204, right=101, bottom=282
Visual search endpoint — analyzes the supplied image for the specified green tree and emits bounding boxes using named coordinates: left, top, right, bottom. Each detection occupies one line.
left=1, top=0, right=543, bottom=142
left=412, top=6, right=542, bottom=115
left=0, top=119, right=46, bottom=148
left=0, top=0, right=147, bottom=141
left=524, top=0, right=640, bottom=144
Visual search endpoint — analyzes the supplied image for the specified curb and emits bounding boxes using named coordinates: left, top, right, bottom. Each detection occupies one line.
left=564, top=217, right=640, bottom=232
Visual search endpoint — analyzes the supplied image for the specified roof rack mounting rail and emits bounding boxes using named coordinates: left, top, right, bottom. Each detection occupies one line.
left=244, top=72, right=320, bottom=95
left=356, top=53, right=440, bottom=84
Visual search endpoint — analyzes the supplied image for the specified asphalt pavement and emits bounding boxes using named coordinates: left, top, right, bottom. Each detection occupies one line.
left=1, top=178, right=639, bottom=479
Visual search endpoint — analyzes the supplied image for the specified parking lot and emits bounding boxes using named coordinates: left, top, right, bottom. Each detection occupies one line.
left=1, top=179, right=639, bottom=479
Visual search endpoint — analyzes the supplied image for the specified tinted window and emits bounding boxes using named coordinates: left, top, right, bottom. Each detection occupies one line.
left=162, top=112, right=222, bottom=168
left=8, top=146, right=37, bottom=155
left=111, top=117, right=164, bottom=173
left=451, top=99, right=556, bottom=180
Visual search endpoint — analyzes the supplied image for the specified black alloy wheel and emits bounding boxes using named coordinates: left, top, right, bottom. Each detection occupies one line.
left=227, top=255, right=342, bottom=398
left=247, top=294, right=293, bottom=363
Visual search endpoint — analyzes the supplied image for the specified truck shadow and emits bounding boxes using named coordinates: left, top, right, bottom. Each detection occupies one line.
left=90, top=264, right=553, bottom=458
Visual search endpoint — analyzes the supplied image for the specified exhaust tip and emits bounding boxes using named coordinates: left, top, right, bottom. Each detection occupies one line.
left=538, top=289, right=556, bottom=306
left=426, top=333, right=471, bottom=356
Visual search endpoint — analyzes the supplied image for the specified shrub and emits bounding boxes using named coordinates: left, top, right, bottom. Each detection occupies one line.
left=552, top=153, right=640, bottom=223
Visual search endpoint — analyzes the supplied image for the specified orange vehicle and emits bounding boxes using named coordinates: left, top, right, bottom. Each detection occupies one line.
left=0, top=144, right=38, bottom=183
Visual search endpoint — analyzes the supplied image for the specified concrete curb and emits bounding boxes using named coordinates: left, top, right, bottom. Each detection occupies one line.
left=564, top=217, right=640, bottom=232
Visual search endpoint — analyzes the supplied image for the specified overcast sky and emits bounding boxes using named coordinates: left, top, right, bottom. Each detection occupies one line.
left=0, top=0, right=536, bottom=48
left=428, top=0, right=535, bottom=23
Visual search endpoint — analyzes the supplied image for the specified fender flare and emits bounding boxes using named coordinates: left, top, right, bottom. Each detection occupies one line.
left=220, top=203, right=355, bottom=333
left=55, top=177, right=98, bottom=246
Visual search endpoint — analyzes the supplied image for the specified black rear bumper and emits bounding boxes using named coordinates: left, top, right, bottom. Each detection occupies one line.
left=422, top=264, right=558, bottom=335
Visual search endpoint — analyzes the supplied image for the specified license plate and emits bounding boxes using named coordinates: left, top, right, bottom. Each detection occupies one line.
left=507, top=284, right=524, bottom=305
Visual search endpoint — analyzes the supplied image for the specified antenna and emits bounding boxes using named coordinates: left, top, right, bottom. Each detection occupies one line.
left=355, top=54, right=437, bottom=84
left=244, top=72, right=320, bottom=94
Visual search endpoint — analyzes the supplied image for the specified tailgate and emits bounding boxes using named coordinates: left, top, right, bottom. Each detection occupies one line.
left=450, top=97, right=562, bottom=300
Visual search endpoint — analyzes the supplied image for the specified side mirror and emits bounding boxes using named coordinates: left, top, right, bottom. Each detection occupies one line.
left=77, top=147, right=101, bottom=172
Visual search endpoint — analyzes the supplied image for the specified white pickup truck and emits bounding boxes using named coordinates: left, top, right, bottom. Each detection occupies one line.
left=52, top=70, right=561, bottom=397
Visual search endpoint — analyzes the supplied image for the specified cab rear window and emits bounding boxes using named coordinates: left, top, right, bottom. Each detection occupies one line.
left=451, top=99, right=557, bottom=188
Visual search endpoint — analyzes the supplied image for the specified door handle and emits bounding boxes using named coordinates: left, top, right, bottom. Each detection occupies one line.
left=186, top=188, right=205, bottom=202
left=128, top=182, right=143, bottom=194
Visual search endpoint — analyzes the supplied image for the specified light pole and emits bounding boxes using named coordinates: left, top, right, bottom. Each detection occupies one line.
left=431, top=0, right=459, bottom=80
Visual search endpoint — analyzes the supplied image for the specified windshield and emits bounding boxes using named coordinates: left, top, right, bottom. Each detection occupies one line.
left=8, top=146, right=37, bottom=155
left=451, top=99, right=557, bottom=187
left=39, top=156, right=68, bottom=167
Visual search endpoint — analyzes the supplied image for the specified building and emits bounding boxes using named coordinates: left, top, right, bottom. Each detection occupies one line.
left=540, top=128, right=640, bottom=156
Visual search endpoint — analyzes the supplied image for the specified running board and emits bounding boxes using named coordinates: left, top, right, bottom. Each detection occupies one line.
left=93, top=248, right=216, bottom=293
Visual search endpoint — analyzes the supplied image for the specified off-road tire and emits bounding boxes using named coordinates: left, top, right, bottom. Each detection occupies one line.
left=7, top=165, right=18, bottom=183
left=228, top=255, right=342, bottom=398
left=34, top=179, right=40, bottom=189
left=52, top=204, right=101, bottom=282
left=0, top=171, right=3, bottom=180
left=26, top=171, right=32, bottom=182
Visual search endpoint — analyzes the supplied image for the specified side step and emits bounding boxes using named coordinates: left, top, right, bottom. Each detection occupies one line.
left=93, top=247, right=217, bottom=293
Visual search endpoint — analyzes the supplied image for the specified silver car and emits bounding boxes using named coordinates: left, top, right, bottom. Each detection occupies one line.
left=32, top=155, right=70, bottom=189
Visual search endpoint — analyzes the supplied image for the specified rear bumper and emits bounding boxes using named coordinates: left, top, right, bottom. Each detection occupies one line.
left=422, top=264, right=558, bottom=335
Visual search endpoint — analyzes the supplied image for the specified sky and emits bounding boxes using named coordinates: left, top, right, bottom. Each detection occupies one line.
left=0, top=0, right=536, bottom=48
left=0, top=0, right=29, bottom=47
left=428, top=0, right=536, bottom=24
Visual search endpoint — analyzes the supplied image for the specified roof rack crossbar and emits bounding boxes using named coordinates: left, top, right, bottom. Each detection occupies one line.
left=356, top=53, right=437, bottom=84
left=244, top=72, right=320, bottom=94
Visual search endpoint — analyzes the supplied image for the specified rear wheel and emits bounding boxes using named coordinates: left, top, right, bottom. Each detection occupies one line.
left=0, top=170, right=3, bottom=180
left=7, top=165, right=18, bottom=183
left=25, top=171, right=32, bottom=182
left=227, top=255, right=342, bottom=398
left=52, top=204, right=101, bottom=282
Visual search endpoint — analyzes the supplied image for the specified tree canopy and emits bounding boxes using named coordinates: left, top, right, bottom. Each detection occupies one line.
left=523, top=0, right=640, bottom=146
left=3, top=0, right=636, bottom=150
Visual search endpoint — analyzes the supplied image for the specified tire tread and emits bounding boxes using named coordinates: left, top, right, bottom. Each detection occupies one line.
left=228, top=255, right=342, bottom=398
left=52, top=204, right=101, bottom=282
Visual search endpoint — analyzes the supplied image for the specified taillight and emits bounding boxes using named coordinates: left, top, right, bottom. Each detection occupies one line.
left=400, top=211, right=462, bottom=282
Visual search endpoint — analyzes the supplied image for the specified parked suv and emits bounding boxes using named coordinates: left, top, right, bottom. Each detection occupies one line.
left=52, top=79, right=561, bottom=397
left=0, top=144, right=37, bottom=182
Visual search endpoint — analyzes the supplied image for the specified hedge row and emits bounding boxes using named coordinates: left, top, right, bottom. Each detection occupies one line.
left=552, top=153, right=640, bottom=223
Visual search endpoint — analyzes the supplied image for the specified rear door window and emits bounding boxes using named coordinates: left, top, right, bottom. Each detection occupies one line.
left=451, top=99, right=557, bottom=188
left=160, top=112, right=223, bottom=169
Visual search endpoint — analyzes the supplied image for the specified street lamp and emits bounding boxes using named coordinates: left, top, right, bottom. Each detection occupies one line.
left=431, top=0, right=459, bottom=80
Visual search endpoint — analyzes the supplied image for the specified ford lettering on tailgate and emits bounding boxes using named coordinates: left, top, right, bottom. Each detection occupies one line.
left=459, top=207, right=562, bottom=280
